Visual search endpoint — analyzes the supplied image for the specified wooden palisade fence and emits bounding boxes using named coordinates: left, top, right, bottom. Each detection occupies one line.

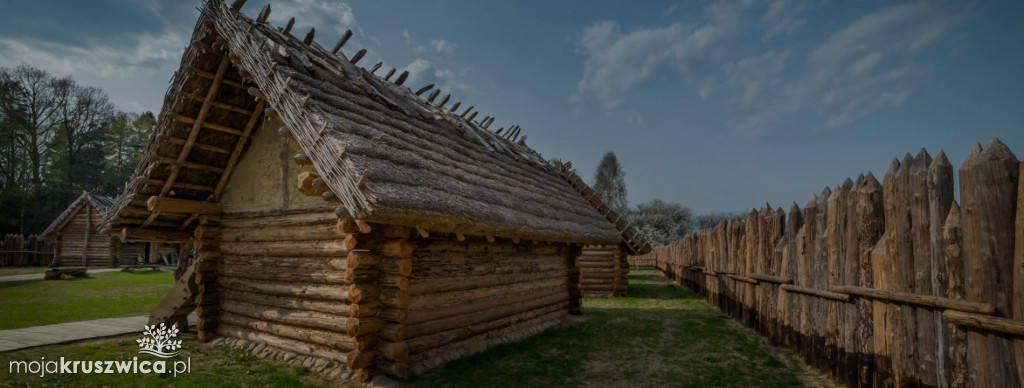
left=1, top=234, right=53, bottom=267
left=631, top=139, right=1023, bottom=388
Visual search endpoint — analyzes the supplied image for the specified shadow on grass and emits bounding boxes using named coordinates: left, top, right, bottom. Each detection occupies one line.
left=408, top=269, right=809, bottom=388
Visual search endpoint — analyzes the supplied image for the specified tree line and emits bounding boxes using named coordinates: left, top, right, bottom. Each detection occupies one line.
left=0, top=64, right=152, bottom=235
left=589, top=151, right=745, bottom=247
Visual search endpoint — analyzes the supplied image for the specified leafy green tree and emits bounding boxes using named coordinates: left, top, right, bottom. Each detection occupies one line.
left=591, top=151, right=628, bottom=215
left=101, top=111, right=152, bottom=194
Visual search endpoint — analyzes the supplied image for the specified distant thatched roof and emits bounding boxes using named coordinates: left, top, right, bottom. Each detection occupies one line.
left=554, top=162, right=652, bottom=254
left=40, top=192, right=115, bottom=239
left=102, top=0, right=619, bottom=244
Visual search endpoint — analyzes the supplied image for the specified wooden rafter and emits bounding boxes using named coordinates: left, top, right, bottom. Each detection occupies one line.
left=185, top=93, right=253, bottom=115
left=187, top=66, right=246, bottom=90
left=173, top=114, right=244, bottom=135
left=167, top=137, right=232, bottom=155
left=213, top=100, right=265, bottom=199
left=159, top=54, right=231, bottom=198
left=153, top=156, right=225, bottom=174
left=148, top=196, right=223, bottom=215
left=142, top=179, right=215, bottom=192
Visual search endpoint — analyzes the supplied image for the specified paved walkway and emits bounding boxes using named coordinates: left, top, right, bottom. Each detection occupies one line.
left=0, top=314, right=197, bottom=352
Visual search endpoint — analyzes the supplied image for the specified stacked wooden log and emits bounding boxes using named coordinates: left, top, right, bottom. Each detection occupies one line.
left=403, top=238, right=575, bottom=375
left=215, top=207, right=353, bottom=376
left=578, top=245, right=621, bottom=297
left=631, top=140, right=1024, bottom=388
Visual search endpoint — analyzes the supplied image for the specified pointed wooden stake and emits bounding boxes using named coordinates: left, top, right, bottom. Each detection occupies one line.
left=384, top=68, right=396, bottom=80
left=369, top=62, right=383, bottom=73
left=231, top=0, right=248, bottom=11
left=415, top=84, right=434, bottom=96
left=304, top=28, right=316, bottom=44
left=350, top=49, right=366, bottom=64
left=332, top=30, right=353, bottom=54
left=394, top=71, right=409, bottom=86
left=437, top=94, right=450, bottom=108
left=283, top=18, right=295, bottom=34
left=427, top=89, right=441, bottom=102
left=257, top=4, right=271, bottom=23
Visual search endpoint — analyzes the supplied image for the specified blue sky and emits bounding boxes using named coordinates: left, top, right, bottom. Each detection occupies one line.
left=1, top=0, right=1021, bottom=214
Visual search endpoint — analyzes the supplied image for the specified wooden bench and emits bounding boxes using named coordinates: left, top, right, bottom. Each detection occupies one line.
left=121, top=264, right=162, bottom=273
left=44, top=267, right=88, bottom=280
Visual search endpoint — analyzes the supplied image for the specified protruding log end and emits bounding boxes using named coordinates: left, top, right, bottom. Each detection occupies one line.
left=377, top=341, right=409, bottom=363
left=265, top=107, right=280, bottom=120
left=384, top=68, right=395, bottom=81
left=416, top=228, right=429, bottom=238
left=455, top=232, right=465, bottom=242
left=277, top=126, right=294, bottom=139
left=332, top=30, right=353, bottom=54
left=415, top=84, right=434, bottom=96
left=394, top=71, right=409, bottom=86
left=247, top=87, right=266, bottom=101
left=380, top=240, right=414, bottom=259
left=303, top=28, right=316, bottom=45
left=293, top=153, right=313, bottom=166
left=346, top=350, right=379, bottom=370
left=335, top=205, right=351, bottom=219
left=350, top=49, right=367, bottom=65
left=323, top=191, right=342, bottom=204
left=297, top=171, right=320, bottom=196
left=282, top=17, right=295, bottom=35
left=256, top=4, right=271, bottom=23
left=369, top=61, right=383, bottom=74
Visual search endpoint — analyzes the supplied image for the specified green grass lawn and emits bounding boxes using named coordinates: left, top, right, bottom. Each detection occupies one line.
left=0, top=271, right=174, bottom=329
left=0, top=268, right=832, bottom=387
left=408, top=268, right=834, bottom=388
left=0, top=266, right=52, bottom=277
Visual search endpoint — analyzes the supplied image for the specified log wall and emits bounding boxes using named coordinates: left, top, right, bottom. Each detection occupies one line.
left=404, top=237, right=578, bottom=376
left=578, top=244, right=628, bottom=297
left=0, top=234, right=52, bottom=266
left=213, top=206, right=355, bottom=380
left=52, top=205, right=119, bottom=267
left=631, top=140, right=1024, bottom=388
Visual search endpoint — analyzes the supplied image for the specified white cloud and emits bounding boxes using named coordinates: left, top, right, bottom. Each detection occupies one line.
left=0, top=29, right=186, bottom=112
left=400, top=58, right=432, bottom=84
left=431, top=39, right=456, bottom=55
left=760, top=0, right=810, bottom=42
left=722, top=50, right=789, bottom=107
left=434, top=66, right=473, bottom=96
left=269, top=0, right=357, bottom=36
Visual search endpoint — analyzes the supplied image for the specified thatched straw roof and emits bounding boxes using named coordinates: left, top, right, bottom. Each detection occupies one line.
left=554, top=162, right=652, bottom=254
left=102, top=0, right=619, bottom=244
left=40, top=192, right=115, bottom=239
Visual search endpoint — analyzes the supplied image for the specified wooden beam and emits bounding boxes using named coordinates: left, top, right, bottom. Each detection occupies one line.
left=781, top=284, right=851, bottom=302
left=121, top=227, right=192, bottom=243
left=187, top=66, right=246, bottom=90
left=830, top=285, right=996, bottom=315
left=148, top=196, right=222, bottom=215
left=160, top=55, right=230, bottom=198
left=944, top=310, right=1024, bottom=337
left=213, top=100, right=265, bottom=199
left=173, top=114, right=243, bottom=135
left=142, top=179, right=214, bottom=192
left=167, top=137, right=232, bottom=155
left=154, top=156, right=225, bottom=174
left=748, top=273, right=793, bottom=284
left=185, top=94, right=253, bottom=115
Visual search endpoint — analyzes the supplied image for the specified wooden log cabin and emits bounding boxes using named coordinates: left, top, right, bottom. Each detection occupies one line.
left=39, top=192, right=132, bottom=267
left=100, top=0, right=620, bottom=381
left=555, top=162, right=652, bottom=297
